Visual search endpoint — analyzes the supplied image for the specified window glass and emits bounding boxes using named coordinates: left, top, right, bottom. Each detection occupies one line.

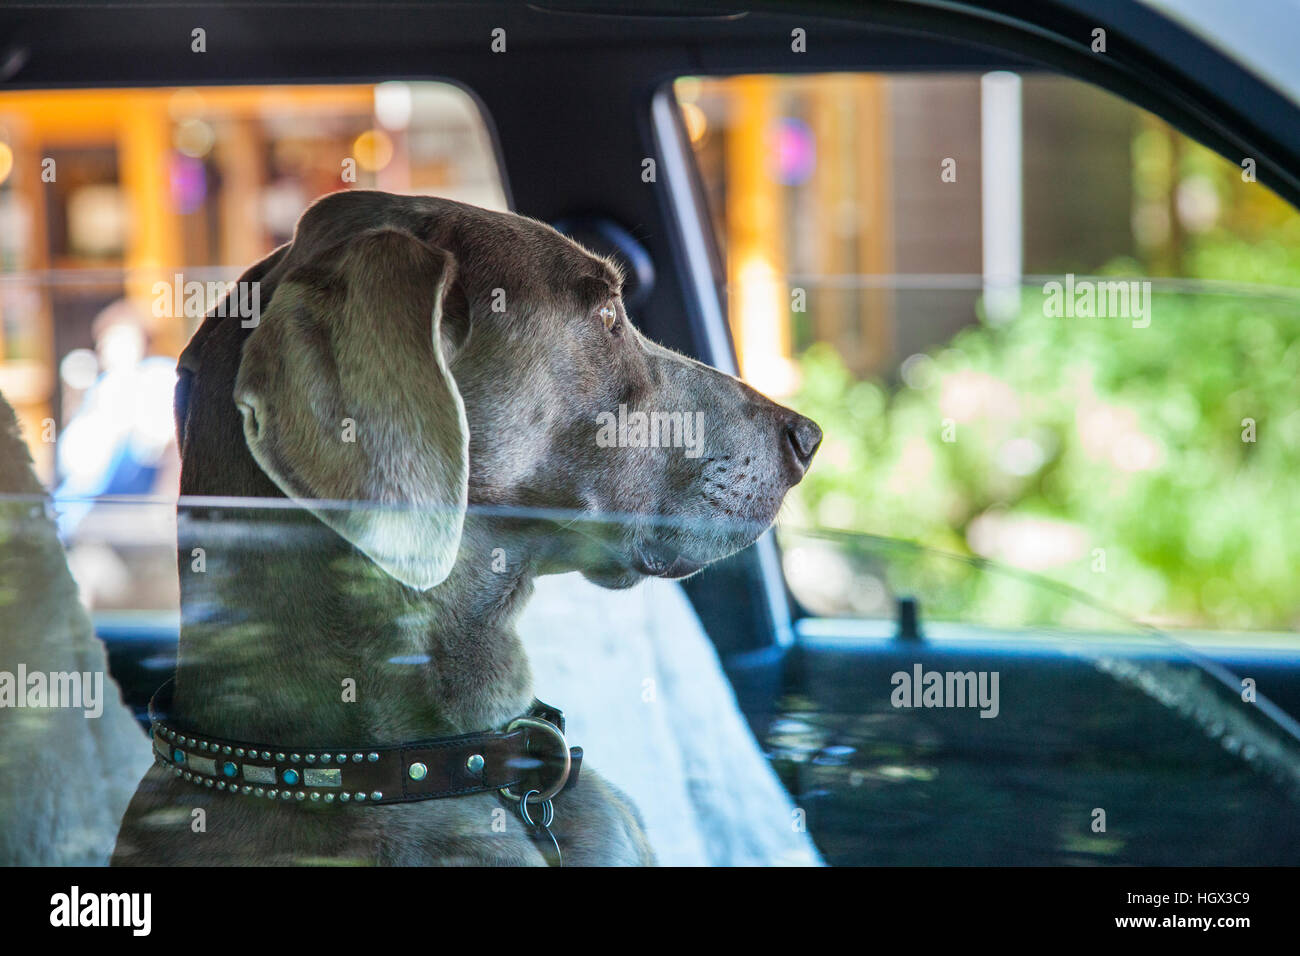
left=0, top=82, right=505, bottom=486
left=675, top=72, right=1300, bottom=633
left=0, top=83, right=506, bottom=613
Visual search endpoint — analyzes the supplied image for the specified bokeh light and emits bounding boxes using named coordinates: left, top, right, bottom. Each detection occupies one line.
left=352, top=129, right=394, bottom=172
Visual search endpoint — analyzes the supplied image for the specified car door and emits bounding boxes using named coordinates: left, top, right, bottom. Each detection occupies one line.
left=634, top=3, right=1300, bottom=864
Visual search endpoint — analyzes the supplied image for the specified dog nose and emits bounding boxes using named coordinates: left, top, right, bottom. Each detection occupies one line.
left=784, top=413, right=823, bottom=473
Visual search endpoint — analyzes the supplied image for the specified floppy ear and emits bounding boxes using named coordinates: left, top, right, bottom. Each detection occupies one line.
left=233, top=228, right=469, bottom=591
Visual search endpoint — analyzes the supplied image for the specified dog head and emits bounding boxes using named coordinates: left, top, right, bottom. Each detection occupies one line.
left=197, top=191, right=819, bottom=591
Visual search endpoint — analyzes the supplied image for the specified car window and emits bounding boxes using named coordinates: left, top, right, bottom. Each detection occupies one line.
left=6, top=491, right=1299, bottom=865
left=673, top=71, right=1300, bottom=636
left=0, top=82, right=506, bottom=520
left=3, top=65, right=1299, bottom=871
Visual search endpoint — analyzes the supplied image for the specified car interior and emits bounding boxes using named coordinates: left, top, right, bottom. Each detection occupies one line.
left=2, top=0, right=1300, bottom=868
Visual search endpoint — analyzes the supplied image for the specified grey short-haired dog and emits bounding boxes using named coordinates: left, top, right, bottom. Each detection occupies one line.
left=112, top=191, right=820, bottom=866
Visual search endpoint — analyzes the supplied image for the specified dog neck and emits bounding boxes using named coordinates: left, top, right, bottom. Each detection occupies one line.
left=172, top=510, right=538, bottom=748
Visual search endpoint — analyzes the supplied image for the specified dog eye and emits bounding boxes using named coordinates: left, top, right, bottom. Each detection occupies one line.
left=598, top=303, right=619, bottom=332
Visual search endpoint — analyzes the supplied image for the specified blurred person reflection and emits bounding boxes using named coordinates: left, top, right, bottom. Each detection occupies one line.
left=53, top=300, right=177, bottom=539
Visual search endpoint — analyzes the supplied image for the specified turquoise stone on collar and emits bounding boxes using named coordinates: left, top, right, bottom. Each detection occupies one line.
left=150, top=720, right=378, bottom=805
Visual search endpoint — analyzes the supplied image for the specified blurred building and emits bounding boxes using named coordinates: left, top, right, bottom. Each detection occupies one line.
left=0, top=82, right=504, bottom=483
left=679, top=73, right=1137, bottom=396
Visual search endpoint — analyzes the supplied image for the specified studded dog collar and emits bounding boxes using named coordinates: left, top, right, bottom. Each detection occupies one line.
left=148, top=679, right=582, bottom=808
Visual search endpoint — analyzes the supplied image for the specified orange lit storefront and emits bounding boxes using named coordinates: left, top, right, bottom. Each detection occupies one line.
left=0, top=83, right=504, bottom=483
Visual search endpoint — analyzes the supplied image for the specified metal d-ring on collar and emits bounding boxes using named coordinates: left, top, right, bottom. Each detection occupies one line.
left=498, top=715, right=572, bottom=805
left=498, top=716, right=571, bottom=866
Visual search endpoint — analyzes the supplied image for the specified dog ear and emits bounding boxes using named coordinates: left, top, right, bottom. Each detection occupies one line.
left=233, top=228, right=469, bottom=591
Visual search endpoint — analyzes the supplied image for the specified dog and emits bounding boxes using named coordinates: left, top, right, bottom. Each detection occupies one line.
left=111, top=190, right=821, bottom=866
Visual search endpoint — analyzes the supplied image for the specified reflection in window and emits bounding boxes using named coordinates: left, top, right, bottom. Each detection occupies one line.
left=0, top=82, right=507, bottom=612
left=0, top=82, right=506, bottom=485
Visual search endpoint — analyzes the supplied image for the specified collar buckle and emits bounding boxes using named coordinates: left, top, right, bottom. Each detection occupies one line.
left=498, top=715, right=572, bottom=804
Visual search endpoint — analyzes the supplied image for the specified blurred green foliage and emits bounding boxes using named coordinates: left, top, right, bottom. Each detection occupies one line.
left=784, top=133, right=1300, bottom=631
